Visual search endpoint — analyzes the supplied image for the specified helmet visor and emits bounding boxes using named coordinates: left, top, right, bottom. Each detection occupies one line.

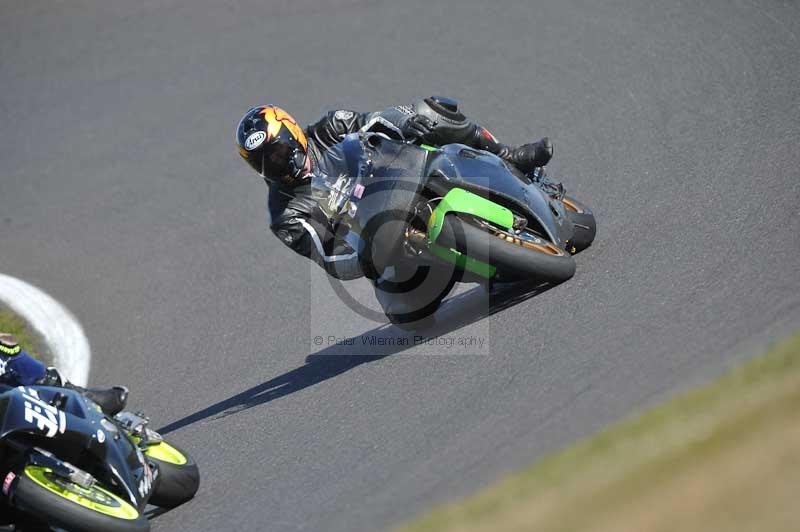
left=261, top=139, right=294, bottom=180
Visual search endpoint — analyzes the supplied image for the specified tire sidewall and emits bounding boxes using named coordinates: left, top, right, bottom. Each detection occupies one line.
left=146, top=443, right=199, bottom=508
left=439, top=214, right=576, bottom=282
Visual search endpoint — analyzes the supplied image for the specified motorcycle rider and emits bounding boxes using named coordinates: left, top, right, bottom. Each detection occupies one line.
left=0, top=333, right=128, bottom=415
left=236, top=96, right=554, bottom=323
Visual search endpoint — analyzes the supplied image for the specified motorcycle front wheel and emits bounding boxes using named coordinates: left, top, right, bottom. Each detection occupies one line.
left=12, top=465, right=149, bottom=532
left=144, top=440, right=200, bottom=508
left=437, top=214, right=576, bottom=283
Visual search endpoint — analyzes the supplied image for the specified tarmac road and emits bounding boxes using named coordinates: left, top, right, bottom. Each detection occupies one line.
left=1, top=0, right=799, bottom=530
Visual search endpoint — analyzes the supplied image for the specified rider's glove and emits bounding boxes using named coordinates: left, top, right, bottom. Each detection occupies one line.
left=399, top=114, right=435, bottom=141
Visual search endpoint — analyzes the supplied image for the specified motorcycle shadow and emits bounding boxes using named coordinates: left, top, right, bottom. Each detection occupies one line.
left=157, top=280, right=553, bottom=436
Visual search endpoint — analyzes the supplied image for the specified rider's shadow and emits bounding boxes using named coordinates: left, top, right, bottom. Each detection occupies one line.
left=157, top=281, right=552, bottom=435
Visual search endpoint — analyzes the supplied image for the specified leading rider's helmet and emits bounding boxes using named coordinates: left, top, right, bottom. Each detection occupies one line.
left=236, top=105, right=309, bottom=186
left=0, top=333, right=21, bottom=356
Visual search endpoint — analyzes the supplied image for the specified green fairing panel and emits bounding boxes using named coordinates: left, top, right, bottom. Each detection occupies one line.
left=428, top=188, right=514, bottom=242
left=425, top=188, right=512, bottom=279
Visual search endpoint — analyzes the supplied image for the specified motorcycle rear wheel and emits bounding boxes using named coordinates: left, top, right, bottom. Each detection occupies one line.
left=12, top=465, right=149, bottom=532
left=438, top=214, right=576, bottom=283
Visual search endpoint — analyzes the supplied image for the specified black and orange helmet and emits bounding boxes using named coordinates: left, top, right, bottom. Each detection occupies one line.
left=236, top=105, right=309, bottom=185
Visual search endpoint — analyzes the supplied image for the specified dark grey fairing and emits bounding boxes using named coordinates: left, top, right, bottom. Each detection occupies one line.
left=333, top=134, right=575, bottom=281
left=0, top=385, right=152, bottom=510
left=336, top=135, right=574, bottom=249
left=425, top=144, right=574, bottom=247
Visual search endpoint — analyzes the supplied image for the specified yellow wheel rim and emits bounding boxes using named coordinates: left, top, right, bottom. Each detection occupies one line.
left=24, top=466, right=139, bottom=520
left=144, top=441, right=189, bottom=465
left=129, top=435, right=189, bottom=465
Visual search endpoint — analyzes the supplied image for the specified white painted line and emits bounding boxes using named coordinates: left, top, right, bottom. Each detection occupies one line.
left=0, top=274, right=91, bottom=386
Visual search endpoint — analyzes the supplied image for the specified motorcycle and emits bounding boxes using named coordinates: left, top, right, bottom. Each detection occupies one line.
left=317, top=127, right=597, bottom=317
left=0, top=384, right=199, bottom=532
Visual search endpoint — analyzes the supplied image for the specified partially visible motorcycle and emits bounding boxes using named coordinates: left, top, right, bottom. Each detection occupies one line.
left=0, top=384, right=199, bottom=532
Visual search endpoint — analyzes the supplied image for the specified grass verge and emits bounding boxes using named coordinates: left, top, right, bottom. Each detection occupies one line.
left=396, top=331, right=800, bottom=532
left=0, top=306, right=49, bottom=362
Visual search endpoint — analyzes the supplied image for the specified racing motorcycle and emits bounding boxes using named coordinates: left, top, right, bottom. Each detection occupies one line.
left=319, top=126, right=597, bottom=294
left=0, top=384, right=199, bottom=532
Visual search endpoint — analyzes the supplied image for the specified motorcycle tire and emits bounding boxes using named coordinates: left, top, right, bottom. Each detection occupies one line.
left=562, top=196, right=597, bottom=254
left=438, top=214, right=576, bottom=283
left=11, top=465, right=149, bottom=532
left=145, top=441, right=200, bottom=508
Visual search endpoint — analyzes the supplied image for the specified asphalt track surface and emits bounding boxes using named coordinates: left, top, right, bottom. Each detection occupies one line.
left=2, top=1, right=799, bottom=530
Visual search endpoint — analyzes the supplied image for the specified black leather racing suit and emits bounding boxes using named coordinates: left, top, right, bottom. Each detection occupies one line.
left=267, top=97, right=527, bottom=281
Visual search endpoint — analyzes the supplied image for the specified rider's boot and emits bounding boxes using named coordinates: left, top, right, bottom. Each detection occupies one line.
left=505, top=137, right=553, bottom=172
left=69, top=383, right=129, bottom=416
left=80, top=385, right=129, bottom=416
left=39, top=367, right=129, bottom=416
left=472, top=128, right=554, bottom=173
